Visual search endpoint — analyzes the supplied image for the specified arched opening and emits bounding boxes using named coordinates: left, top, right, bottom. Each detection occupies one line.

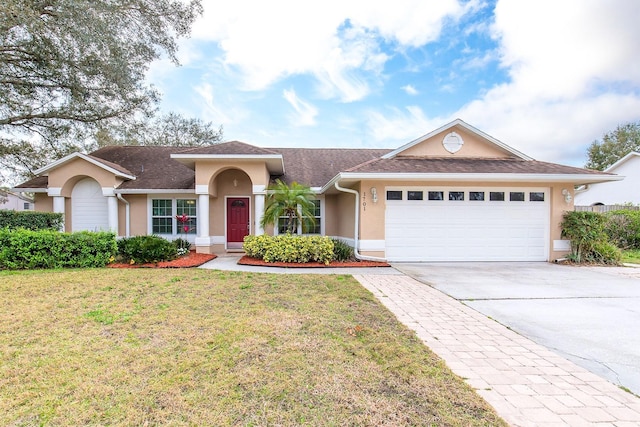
left=71, top=178, right=109, bottom=231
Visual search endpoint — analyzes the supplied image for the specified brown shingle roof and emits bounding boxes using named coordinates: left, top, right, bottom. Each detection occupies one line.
left=179, top=141, right=280, bottom=156
left=272, top=148, right=392, bottom=187
left=92, top=146, right=195, bottom=190
left=346, top=156, right=611, bottom=175
left=14, top=144, right=613, bottom=192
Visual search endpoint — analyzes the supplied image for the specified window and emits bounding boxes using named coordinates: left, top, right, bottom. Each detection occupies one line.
left=510, top=192, right=525, bottom=201
left=449, top=191, right=464, bottom=201
left=302, top=200, right=321, bottom=234
left=386, top=190, right=403, bottom=201
left=152, top=198, right=197, bottom=234
left=279, top=199, right=321, bottom=235
left=407, top=191, right=423, bottom=200
left=469, top=191, right=485, bottom=201
left=23, top=202, right=32, bottom=210
left=428, top=191, right=443, bottom=201
left=529, top=192, right=545, bottom=202
left=489, top=192, right=505, bottom=201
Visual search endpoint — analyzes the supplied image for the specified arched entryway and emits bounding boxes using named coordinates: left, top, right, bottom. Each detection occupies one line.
left=71, top=178, right=109, bottom=232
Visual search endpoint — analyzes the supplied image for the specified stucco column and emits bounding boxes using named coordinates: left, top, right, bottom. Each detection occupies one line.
left=107, top=195, right=118, bottom=234
left=253, top=185, right=265, bottom=235
left=197, top=193, right=210, bottom=238
left=52, top=196, right=65, bottom=231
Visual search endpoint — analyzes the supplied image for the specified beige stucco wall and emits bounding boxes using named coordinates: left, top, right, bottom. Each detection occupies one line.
left=401, top=126, right=511, bottom=158
left=48, top=158, right=124, bottom=197
left=195, top=161, right=270, bottom=194
left=34, top=193, right=53, bottom=212
left=119, top=194, right=147, bottom=236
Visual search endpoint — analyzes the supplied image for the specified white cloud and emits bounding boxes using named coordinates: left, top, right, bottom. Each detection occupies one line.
left=190, top=1, right=470, bottom=100
left=283, top=89, right=318, bottom=127
left=402, top=84, right=418, bottom=95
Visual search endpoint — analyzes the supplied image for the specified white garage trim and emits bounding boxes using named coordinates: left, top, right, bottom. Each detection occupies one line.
left=385, top=186, right=550, bottom=262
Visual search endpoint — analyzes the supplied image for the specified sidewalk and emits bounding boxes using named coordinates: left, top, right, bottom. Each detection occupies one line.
left=355, top=274, right=640, bottom=427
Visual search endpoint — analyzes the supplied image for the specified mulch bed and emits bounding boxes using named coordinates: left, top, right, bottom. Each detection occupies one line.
left=238, top=256, right=390, bottom=268
left=108, top=251, right=217, bottom=268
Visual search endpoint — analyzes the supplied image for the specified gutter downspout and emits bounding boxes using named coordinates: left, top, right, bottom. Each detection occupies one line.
left=334, top=182, right=387, bottom=262
left=116, top=193, right=130, bottom=237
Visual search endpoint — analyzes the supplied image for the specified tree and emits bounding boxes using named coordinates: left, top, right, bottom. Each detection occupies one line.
left=94, top=113, right=223, bottom=148
left=0, top=0, right=203, bottom=181
left=585, top=122, right=640, bottom=170
left=260, top=180, right=317, bottom=234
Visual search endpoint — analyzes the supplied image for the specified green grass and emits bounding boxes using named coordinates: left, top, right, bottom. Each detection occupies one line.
left=0, top=269, right=506, bottom=426
left=622, top=249, right=640, bottom=264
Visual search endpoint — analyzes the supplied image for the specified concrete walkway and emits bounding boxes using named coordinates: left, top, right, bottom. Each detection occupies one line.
left=355, top=274, right=640, bottom=427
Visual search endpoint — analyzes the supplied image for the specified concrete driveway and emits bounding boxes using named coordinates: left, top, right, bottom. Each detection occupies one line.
left=392, top=262, right=640, bottom=396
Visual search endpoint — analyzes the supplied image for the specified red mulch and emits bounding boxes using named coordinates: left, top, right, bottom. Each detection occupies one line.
left=238, top=256, right=390, bottom=268
left=108, top=251, right=217, bottom=268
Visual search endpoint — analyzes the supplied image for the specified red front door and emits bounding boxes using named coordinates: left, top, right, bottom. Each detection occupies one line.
left=227, top=197, right=250, bottom=248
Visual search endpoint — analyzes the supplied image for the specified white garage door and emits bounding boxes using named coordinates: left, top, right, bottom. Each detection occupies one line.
left=385, top=187, right=549, bottom=262
left=71, top=178, right=109, bottom=232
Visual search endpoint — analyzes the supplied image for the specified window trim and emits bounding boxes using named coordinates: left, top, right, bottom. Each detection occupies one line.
left=148, top=195, right=198, bottom=237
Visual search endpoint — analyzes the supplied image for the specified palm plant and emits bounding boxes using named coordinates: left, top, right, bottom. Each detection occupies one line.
left=260, top=179, right=316, bottom=234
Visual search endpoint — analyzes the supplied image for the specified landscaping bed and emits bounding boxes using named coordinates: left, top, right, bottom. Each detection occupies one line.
left=238, top=255, right=390, bottom=268
left=108, top=250, right=216, bottom=268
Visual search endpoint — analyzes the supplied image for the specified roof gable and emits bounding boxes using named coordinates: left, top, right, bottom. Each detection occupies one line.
left=34, top=152, right=136, bottom=179
left=604, top=151, right=640, bottom=172
left=382, top=119, right=532, bottom=160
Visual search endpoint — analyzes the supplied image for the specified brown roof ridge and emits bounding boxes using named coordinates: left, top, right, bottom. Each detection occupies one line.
left=85, top=153, right=135, bottom=177
left=394, top=155, right=524, bottom=160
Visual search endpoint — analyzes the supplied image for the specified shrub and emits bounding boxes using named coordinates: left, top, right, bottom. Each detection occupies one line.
left=117, top=235, right=178, bottom=264
left=0, top=210, right=63, bottom=231
left=0, top=229, right=117, bottom=269
left=605, top=210, right=640, bottom=250
left=561, top=211, right=620, bottom=264
left=332, top=238, right=354, bottom=261
left=243, top=234, right=334, bottom=265
left=173, top=238, right=191, bottom=255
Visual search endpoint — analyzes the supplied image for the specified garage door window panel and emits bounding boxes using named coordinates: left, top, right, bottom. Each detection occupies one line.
left=469, top=191, right=484, bottom=201
left=490, top=192, right=505, bottom=201
left=510, top=192, right=525, bottom=201
left=408, top=191, right=423, bottom=201
left=449, top=191, right=464, bottom=201
left=428, top=191, right=443, bottom=201
left=386, top=191, right=403, bottom=201
left=530, top=192, right=545, bottom=202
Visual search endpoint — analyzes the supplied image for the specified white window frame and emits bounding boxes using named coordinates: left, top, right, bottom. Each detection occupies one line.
left=275, top=196, right=324, bottom=236
left=148, top=195, right=198, bottom=240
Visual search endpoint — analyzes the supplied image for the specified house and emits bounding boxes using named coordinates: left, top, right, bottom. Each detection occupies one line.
left=13, top=119, right=620, bottom=262
left=0, top=189, right=34, bottom=211
left=574, top=152, right=639, bottom=206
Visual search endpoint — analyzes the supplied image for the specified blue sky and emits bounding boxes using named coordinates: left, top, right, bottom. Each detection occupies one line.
left=148, top=0, right=640, bottom=167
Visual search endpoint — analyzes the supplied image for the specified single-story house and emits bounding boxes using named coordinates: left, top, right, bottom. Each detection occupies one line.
left=14, top=119, right=620, bottom=262
left=0, top=189, right=34, bottom=211
left=574, top=151, right=639, bottom=206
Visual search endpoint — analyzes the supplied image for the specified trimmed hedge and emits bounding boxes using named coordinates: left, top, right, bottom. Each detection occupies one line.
left=243, top=234, right=334, bottom=265
left=117, top=235, right=179, bottom=264
left=0, top=210, right=63, bottom=231
left=0, top=229, right=117, bottom=269
left=561, top=211, right=621, bottom=265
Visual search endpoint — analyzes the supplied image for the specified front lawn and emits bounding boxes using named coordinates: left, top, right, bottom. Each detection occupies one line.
left=0, top=269, right=505, bottom=426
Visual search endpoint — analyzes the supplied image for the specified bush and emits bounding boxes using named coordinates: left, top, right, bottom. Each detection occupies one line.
left=0, top=210, right=63, bottom=231
left=117, top=235, right=178, bottom=264
left=173, top=238, right=191, bottom=255
left=332, top=238, right=354, bottom=261
left=561, top=211, right=620, bottom=264
left=605, top=210, right=640, bottom=250
left=0, top=229, right=117, bottom=269
left=243, top=234, right=334, bottom=265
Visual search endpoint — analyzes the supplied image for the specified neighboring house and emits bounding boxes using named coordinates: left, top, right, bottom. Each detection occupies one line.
left=0, top=189, right=34, bottom=211
left=13, top=119, right=620, bottom=262
left=574, top=152, right=639, bottom=206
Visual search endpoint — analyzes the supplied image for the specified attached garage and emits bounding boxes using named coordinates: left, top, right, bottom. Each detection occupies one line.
left=385, top=187, right=549, bottom=262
